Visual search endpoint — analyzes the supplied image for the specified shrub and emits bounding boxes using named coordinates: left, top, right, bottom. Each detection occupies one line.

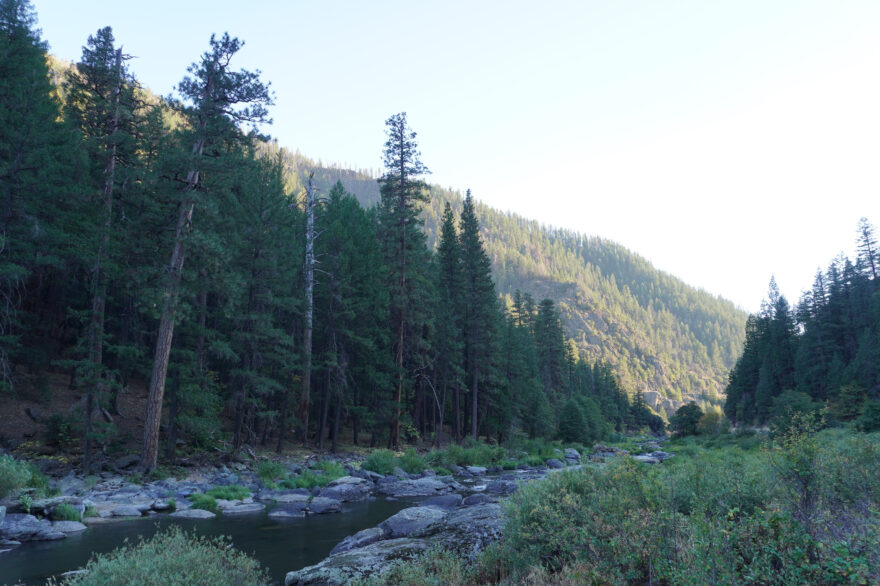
left=0, top=454, right=32, bottom=498
left=205, top=485, right=249, bottom=501
left=83, top=504, right=100, bottom=518
left=45, top=413, right=80, bottom=450
left=398, top=448, right=425, bottom=474
left=62, top=525, right=268, bottom=585
left=166, top=498, right=177, bottom=512
left=501, top=460, right=518, bottom=470
left=52, top=502, right=82, bottom=522
left=256, top=460, right=286, bottom=484
left=669, top=401, right=703, bottom=437
left=362, top=449, right=397, bottom=475
left=856, top=400, right=880, bottom=432
left=188, top=494, right=218, bottom=513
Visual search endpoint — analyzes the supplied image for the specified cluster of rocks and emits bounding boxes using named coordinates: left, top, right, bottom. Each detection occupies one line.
left=286, top=498, right=510, bottom=584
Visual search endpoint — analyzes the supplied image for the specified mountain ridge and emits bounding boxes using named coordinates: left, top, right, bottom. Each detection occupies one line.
left=277, top=149, right=747, bottom=415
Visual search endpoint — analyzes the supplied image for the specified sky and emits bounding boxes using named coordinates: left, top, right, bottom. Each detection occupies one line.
left=30, top=0, right=880, bottom=312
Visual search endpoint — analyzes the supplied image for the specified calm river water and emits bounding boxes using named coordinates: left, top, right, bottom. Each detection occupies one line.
left=0, top=498, right=413, bottom=585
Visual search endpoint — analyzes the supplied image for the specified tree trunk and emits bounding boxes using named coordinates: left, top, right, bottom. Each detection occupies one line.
left=84, top=48, right=123, bottom=475
left=298, top=173, right=316, bottom=445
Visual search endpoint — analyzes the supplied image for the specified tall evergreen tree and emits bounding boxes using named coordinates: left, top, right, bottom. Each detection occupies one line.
left=139, top=33, right=272, bottom=473
left=459, top=190, right=498, bottom=438
left=0, top=0, right=77, bottom=390
left=435, top=202, right=464, bottom=441
left=377, top=112, right=430, bottom=449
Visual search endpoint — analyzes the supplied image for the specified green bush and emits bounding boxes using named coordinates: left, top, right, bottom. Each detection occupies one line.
left=433, top=467, right=451, bottom=476
left=398, top=448, right=425, bottom=474
left=0, top=454, right=32, bottom=498
left=256, top=460, right=286, bottom=484
left=856, top=400, right=880, bottom=432
left=362, top=449, right=397, bottom=475
left=45, top=413, right=81, bottom=450
left=61, top=525, right=268, bottom=585
left=52, top=502, right=82, bottom=522
left=501, top=459, right=519, bottom=470
left=205, top=485, right=249, bottom=501
left=83, top=504, right=99, bottom=518
left=188, top=494, right=217, bottom=513
left=283, top=461, right=345, bottom=490
left=166, top=498, right=177, bottom=512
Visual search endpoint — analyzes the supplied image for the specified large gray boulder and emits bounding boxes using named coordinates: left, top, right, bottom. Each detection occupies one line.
left=52, top=521, right=88, bottom=533
left=268, top=502, right=308, bottom=519
left=420, top=494, right=463, bottom=510
left=545, top=458, right=565, bottom=469
left=376, top=476, right=459, bottom=498
left=221, top=503, right=265, bottom=515
left=431, top=503, right=505, bottom=557
left=307, top=497, right=342, bottom=515
left=170, top=509, right=216, bottom=519
left=328, top=526, right=385, bottom=555
left=111, top=504, right=145, bottom=517
left=317, top=476, right=371, bottom=503
left=378, top=506, right=447, bottom=538
left=0, top=514, right=66, bottom=541
left=285, top=538, right=428, bottom=585
left=485, top=480, right=518, bottom=495
left=0, top=505, right=5, bottom=526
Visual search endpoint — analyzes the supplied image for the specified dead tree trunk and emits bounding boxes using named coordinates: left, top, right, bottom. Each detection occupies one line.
left=298, top=173, right=316, bottom=445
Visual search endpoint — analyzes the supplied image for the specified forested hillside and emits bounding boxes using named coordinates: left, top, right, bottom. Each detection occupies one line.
left=282, top=156, right=747, bottom=414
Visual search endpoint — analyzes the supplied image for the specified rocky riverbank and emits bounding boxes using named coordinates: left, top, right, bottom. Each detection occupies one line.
left=0, top=442, right=672, bottom=581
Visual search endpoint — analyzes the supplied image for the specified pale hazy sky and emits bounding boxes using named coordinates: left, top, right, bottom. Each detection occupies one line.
left=31, top=0, right=880, bottom=312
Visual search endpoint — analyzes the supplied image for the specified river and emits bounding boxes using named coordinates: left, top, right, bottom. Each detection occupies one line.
left=0, top=498, right=414, bottom=585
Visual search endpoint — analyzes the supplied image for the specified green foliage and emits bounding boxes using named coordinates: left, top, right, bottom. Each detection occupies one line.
left=83, top=504, right=99, bottom=518
left=282, top=461, right=345, bottom=490
left=204, top=485, right=249, bottom=501
left=362, top=449, right=398, bottom=475
left=362, top=548, right=478, bottom=585
left=428, top=430, right=880, bottom=584
left=188, top=494, right=217, bottom=513
left=166, top=498, right=177, bottom=513
left=52, top=502, right=82, bottom=522
left=669, top=401, right=703, bottom=437
left=45, top=413, right=81, bottom=450
left=398, top=448, right=426, bottom=474
left=256, top=461, right=287, bottom=484
left=61, top=525, right=268, bottom=585
left=0, top=454, right=32, bottom=498
left=856, top=400, right=880, bottom=432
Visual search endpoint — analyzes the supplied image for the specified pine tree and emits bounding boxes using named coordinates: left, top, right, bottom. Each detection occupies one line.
left=139, top=33, right=272, bottom=473
left=0, top=0, right=78, bottom=390
left=459, top=190, right=498, bottom=439
left=377, top=112, right=430, bottom=449
left=435, top=202, right=464, bottom=441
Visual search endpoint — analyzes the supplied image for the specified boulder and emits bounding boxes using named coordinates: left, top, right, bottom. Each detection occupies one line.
left=648, top=451, right=673, bottom=461
left=376, top=476, right=459, bottom=498
left=0, top=514, right=66, bottom=541
left=564, top=448, right=581, bottom=462
left=329, top=526, right=385, bottom=555
left=170, top=509, right=216, bottom=519
left=151, top=500, right=173, bottom=511
left=260, top=489, right=311, bottom=504
left=52, top=521, right=88, bottom=533
left=378, top=506, right=447, bottom=538
left=318, top=476, right=371, bottom=503
left=268, top=502, right=308, bottom=519
left=0, top=505, right=5, bottom=526
left=431, top=503, right=505, bottom=557
left=113, top=454, right=139, bottom=470
left=465, top=466, right=487, bottom=475
left=307, top=497, right=342, bottom=515
left=545, top=458, right=565, bottom=469
left=285, top=538, right=428, bottom=585
left=633, top=454, right=661, bottom=464
left=485, top=480, right=518, bottom=496
left=462, top=494, right=494, bottom=506
left=420, top=494, right=463, bottom=510
left=221, top=503, right=265, bottom=515
left=111, top=505, right=144, bottom=517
